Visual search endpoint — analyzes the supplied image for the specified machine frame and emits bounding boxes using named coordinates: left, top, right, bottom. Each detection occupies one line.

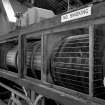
left=0, top=1, right=105, bottom=105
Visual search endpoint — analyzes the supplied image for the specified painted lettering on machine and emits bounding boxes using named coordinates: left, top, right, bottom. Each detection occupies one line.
left=61, top=6, right=92, bottom=23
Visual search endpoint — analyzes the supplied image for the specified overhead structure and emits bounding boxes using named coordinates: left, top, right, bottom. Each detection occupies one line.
left=0, top=0, right=27, bottom=23
left=2, top=0, right=16, bottom=22
left=0, top=0, right=27, bottom=35
left=18, top=0, right=93, bottom=14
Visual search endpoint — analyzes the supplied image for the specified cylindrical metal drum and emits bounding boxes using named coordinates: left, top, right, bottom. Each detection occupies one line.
left=31, top=43, right=41, bottom=78
left=0, top=44, right=14, bottom=69
left=6, top=47, right=17, bottom=68
left=6, top=42, right=41, bottom=78
left=31, top=43, right=41, bottom=70
left=26, top=43, right=34, bottom=69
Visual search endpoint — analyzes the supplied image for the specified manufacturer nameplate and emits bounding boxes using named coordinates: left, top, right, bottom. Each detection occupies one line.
left=61, top=6, right=92, bottom=23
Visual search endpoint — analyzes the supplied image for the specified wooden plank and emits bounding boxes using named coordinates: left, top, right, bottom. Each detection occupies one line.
left=38, top=33, right=47, bottom=105
left=41, top=33, right=47, bottom=82
left=89, top=25, right=94, bottom=97
left=0, top=70, right=104, bottom=105
left=0, top=69, right=18, bottom=80
left=20, top=79, right=101, bottom=105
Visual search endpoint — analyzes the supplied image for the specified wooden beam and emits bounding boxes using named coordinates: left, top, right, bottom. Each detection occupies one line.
left=18, top=34, right=27, bottom=78
left=0, top=70, right=105, bottom=105
left=89, top=25, right=94, bottom=97
left=41, top=33, right=47, bottom=82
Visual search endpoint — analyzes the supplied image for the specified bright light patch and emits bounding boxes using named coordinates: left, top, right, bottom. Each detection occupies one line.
left=2, top=0, right=17, bottom=22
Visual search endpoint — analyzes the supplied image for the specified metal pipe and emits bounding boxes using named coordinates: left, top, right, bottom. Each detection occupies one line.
left=34, top=94, right=43, bottom=105
left=0, top=82, right=33, bottom=105
left=22, top=86, right=28, bottom=97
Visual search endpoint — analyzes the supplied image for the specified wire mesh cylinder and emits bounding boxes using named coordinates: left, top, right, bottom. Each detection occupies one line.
left=51, top=35, right=89, bottom=94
